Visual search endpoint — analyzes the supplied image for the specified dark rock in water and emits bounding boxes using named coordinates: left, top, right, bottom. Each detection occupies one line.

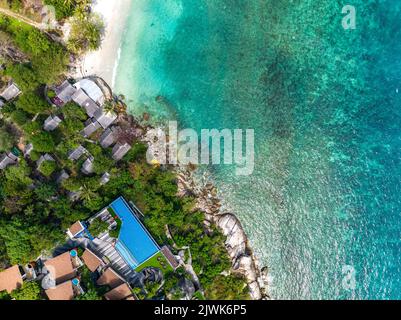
left=156, top=95, right=165, bottom=103
left=143, top=112, right=150, bottom=121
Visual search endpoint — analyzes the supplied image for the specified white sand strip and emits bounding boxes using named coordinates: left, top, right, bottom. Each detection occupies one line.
left=81, top=0, right=132, bottom=87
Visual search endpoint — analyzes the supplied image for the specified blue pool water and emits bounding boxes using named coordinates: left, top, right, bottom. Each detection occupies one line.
left=115, top=241, right=139, bottom=269
left=111, top=197, right=160, bottom=268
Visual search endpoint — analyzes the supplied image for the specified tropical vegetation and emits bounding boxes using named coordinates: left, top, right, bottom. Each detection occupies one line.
left=0, top=8, right=249, bottom=300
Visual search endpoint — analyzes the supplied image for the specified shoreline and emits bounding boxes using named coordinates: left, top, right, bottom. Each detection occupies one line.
left=80, top=0, right=270, bottom=300
left=175, top=168, right=270, bottom=300
left=77, top=0, right=132, bottom=87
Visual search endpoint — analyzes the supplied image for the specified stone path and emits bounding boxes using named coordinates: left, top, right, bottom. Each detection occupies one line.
left=0, top=7, right=64, bottom=44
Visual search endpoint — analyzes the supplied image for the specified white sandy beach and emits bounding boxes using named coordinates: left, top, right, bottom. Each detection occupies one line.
left=80, top=0, right=132, bottom=88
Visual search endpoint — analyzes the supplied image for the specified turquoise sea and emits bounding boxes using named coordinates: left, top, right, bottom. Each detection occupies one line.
left=115, top=0, right=401, bottom=299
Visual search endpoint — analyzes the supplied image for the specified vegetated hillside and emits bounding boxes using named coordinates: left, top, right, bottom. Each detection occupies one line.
left=0, top=14, right=249, bottom=300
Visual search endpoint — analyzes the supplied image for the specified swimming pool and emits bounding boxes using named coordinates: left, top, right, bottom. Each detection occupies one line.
left=110, top=197, right=160, bottom=269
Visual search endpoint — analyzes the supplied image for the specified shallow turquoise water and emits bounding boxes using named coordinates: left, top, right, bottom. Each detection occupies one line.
left=115, top=0, right=401, bottom=299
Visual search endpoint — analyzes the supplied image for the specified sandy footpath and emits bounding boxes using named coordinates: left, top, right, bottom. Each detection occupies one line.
left=80, top=0, right=132, bottom=88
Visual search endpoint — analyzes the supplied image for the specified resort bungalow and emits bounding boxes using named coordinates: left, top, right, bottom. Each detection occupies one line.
left=81, top=156, right=95, bottom=175
left=95, top=266, right=136, bottom=300
left=74, top=78, right=105, bottom=106
left=0, top=83, right=21, bottom=101
left=54, top=78, right=105, bottom=111
left=0, top=265, right=23, bottom=294
left=0, top=153, right=16, bottom=170
left=72, top=89, right=100, bottom=118
left=53, top=80, right=78, bottom=106
left=81, top=249, right=104, bottom=273
left=160, top=246, right=180, bottom=270
left=67, top=145, right=88, bottom=161
left=45, top=280, right=74, bottom=301
left=67, top=221, right=86, bottom=239
left=104, top=283, right=136, bottom=300
left=81, top=118, right=101, bottom=138
left=94, top=109, right=117, bottom=129
left=99, top=126, right=119, bottom=148
left=112, top=142, right=131, bottom=161
left=44, top=251, right=78, bottom=284
left=70, top=78, right=106, bottom=117
left=68, top=190, right=82, bottom=202
left=97, top=267, right=125, bottom=289
left=0, top=152, right=18, bottom=170
left=56, top=170, right=70, bottom=185
left=42, top=250, right=84, bottom=300
left=44, top=115, right=62, bottom=131
left=23, top=143, right=33, bottom=158
left=100, top=172, right=111, bottom=185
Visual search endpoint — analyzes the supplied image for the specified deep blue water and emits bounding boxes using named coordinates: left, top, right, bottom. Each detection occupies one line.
left=115, top=0, right=401, bottom=299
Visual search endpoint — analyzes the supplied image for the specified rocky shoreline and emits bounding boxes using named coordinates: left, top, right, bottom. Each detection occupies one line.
left=131, top=116, right=269, bottom=299
left=68, top=5, right=271, bottom=299
left=176, top=168, right=270, bottom=300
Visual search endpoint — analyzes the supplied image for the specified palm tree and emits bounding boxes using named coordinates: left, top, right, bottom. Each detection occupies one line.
left=70, top=0, right=90, bottom=20
left=79, top=183, right=96, bottom=202
left=103, top=100, right=115, bottom=113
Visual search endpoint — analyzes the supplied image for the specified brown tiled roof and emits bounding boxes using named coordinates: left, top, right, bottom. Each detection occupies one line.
left=82, top=249, right=103, bottom=272
left=45, top=281, right=74, bottom=300
left=0, top=265, right=23, bottom=293
left=68, top=221, right=84, bottom=237
left=96, top=267, right=124, bottom=289
left=104, top=283, right=133, bottom=300
left=44, top=252, right=76, bottom=284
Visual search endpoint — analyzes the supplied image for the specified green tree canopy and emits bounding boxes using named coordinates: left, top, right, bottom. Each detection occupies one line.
left=0, top=127, right=15, bottom=152
left=68, top=13, right=104, bottom=53
left=39, top=161, right=57, bottom=177
left=4, top=63, right=39, bottom=91
left=88, top=218, right=109, bottom=238
left=10, top=281, right=41, bottom=300
left=15, top=92, right=50, bottom=114
left=44, top=0, right=77, bottom=20
left=204, top=274, right=249, bottom=300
